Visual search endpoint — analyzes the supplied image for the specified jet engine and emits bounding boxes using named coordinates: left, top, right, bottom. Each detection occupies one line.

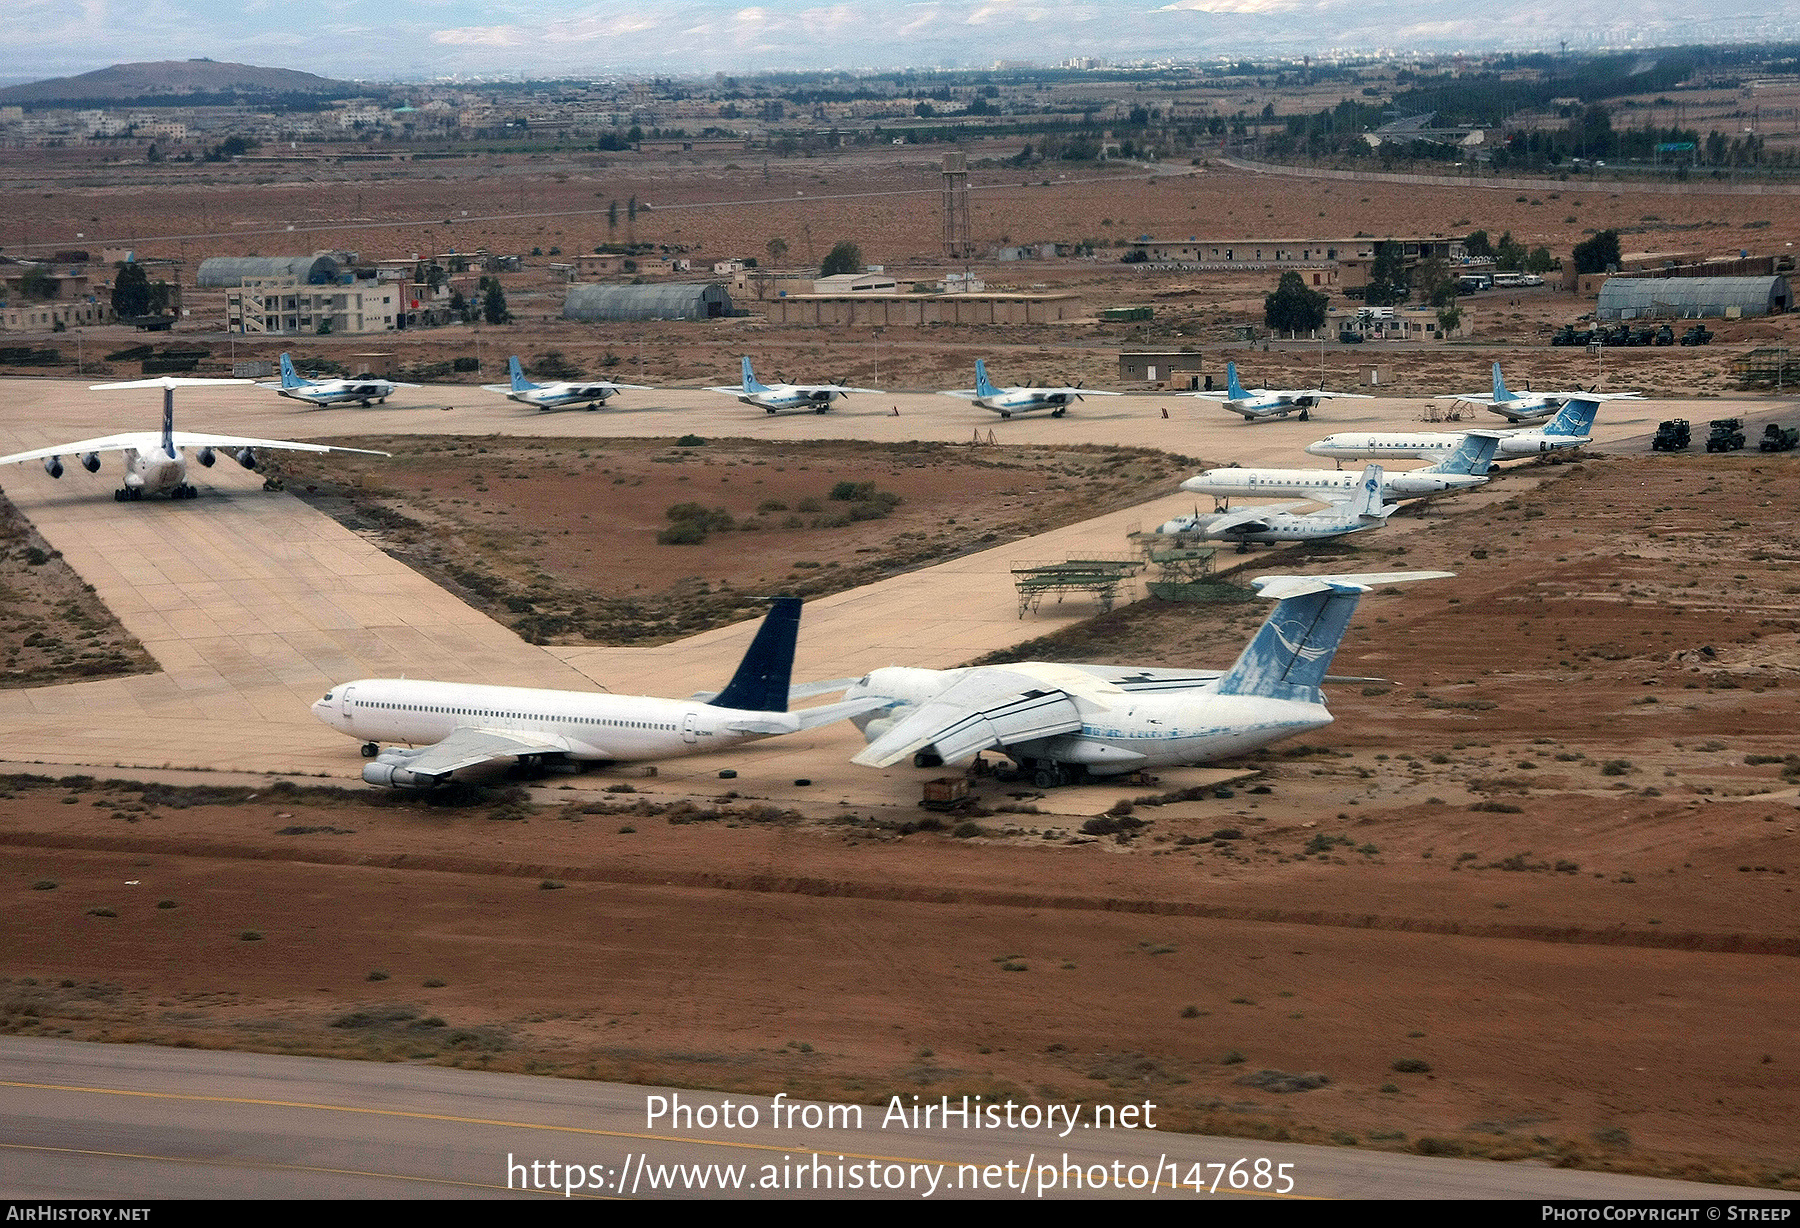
left=43, top=456, right=63, bottom=479
left=80, top=452, right=101, bottom=473
left=235, top=447, right=257, bottom=469
left=362, top=747, right=448, bottom=789
left=196, top=447, right=216, bottom=467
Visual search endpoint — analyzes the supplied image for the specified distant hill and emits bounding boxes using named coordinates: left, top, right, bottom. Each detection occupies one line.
left=0, top=60, right=355, bottom=105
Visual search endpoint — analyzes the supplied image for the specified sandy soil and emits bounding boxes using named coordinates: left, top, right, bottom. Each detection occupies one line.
left=2, top=448, right=1796, bottom=1187
left=261, top=436, right=1191, bottom=645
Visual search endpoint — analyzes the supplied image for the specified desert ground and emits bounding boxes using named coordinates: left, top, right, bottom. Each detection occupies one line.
left=2, top=134, right=1799, bottom=1191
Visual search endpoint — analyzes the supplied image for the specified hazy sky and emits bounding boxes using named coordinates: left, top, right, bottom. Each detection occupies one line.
left=9, top=0, right=1798, bottom=83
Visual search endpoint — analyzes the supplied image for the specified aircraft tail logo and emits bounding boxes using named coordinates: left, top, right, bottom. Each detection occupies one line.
left=1216, top=585, right=1363, bottom=702
left=708, top=598, right=801, bottom=713
left=741, top=356, right=769, bottom=394
left=278, top=353, right=305, bottom=389
left=508, top=355, right=536, bottom=392
left=1226, top=361, right=1248, bottom=400
left=974, top=359, right=999, bottom=399
left=1353, top=464, right=1385, bottom=519
left=1545, top=395, right=1599, bottom=437
left=1438, top=432, right=1502, bottom=476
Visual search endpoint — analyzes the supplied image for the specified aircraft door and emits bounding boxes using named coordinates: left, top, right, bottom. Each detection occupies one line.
left=682, top=712, right=698, bottom=744
left=342, top=685, right=357, bottom=716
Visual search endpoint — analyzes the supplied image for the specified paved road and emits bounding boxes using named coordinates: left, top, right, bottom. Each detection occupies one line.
left=2, top=1037, right=1785, bottom=1200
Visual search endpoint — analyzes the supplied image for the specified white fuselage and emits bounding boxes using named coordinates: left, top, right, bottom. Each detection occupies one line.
left=1221, top=392, right=1313, bottom=419
left=845, top=666, right=1331, bottom=776
left=1306, top=430, right=1586, bottom=461
left=509, top=384, right=619, bottom=409
left=739, top=386, right=841, bottom=414
left=118, top=444, right=188, bottom=493
left=975, top=389, right=1076, bottom=418
left=282, top=379, right=400, bottom=407
left=312, top=678, right=795, bottom=763
left=1158, top=508, right=1378, bottom=544
left=1182, top=467, right=1482, bottom=502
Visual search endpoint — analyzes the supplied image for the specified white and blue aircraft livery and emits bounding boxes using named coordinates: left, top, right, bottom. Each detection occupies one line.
left=1155, top=464, right=1394, bottom=547
left=1181, top=432, right=1503, bottom=505
left=939, top=359, right=1120, bottom=419
left=843, top=571, right=1451, bottom=787
left=482, top=355, right=653, bottom=410
left=259, top=354, right=418, bottom=407
left=314, top=598, right=880, bottom=789
left=1453, top=362, right=1641, bottom=423
left=705, top=357, right=881, bottom=414
left=0, top=377, right=389, bottom=502
left=1184, top=361, right=1373, bottom=422
left=1306, top=394, right=1603, bottom=463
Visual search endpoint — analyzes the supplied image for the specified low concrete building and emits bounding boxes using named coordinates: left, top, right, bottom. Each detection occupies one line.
left=1119, top=350, right=1206, bottom=387
left=226, top=277, right=401, bottom=335
left=763, top=292, right=1083, bottom=326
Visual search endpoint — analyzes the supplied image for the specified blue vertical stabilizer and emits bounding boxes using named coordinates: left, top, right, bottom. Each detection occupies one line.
left=708, top=598, right=802, bottom=712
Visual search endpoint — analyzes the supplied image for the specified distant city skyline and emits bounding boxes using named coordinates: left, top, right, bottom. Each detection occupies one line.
left=6, top=1, right=1798, bottom=86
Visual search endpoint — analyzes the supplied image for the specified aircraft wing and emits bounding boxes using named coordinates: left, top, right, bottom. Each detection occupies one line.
left=797, top=385, right=883, bottom=395
left=1204, top=502, right=1314, bottom=533
left=1181, top=391, right=1235, bottom=402
left=0, top=434, right=157, bottom=465
left=1035, top=388, right=1121, bottom=397
left=167, top=432, right=390, bottom=457
left=1304, top=390, right=1374, bottom=400
left=937, top=390, right=980, bottom=400
left=851, top=668, right=1084, bottom=768
left=479, top=384, right=516, bottom=394
left=390, top=726, right=575, bottom=776
left=580, top=382, right=654, bottom=393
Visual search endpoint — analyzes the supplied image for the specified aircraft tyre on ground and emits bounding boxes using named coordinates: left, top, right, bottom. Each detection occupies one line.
left=360, top=743, right=379, bottom=758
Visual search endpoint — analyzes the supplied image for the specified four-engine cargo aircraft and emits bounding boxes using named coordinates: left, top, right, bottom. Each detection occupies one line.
left=0, top=377, right=388, bottom=501
left=843, top=571, right=1451, bottom=788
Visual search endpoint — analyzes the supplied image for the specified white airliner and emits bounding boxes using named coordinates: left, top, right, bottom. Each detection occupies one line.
left=482, top=355, right=653, bottom=411
left=259, top=353, right=418, bottom=407
left=843, top=570, right=1451, bottom=787
left=1305, top=395, right=1603, bottom=463
left=1181, top=432, right=1503, bottom=505
left=1153, top=464, right=1394, bottom=549
left=0, top=377, right=389, bottom=502
left=939, top=360, right=1120, bottom=419
left=705, top=357, right=880, bottom=415
left=313, top=598, right=879, bottom=789
left=1453, top=362, right=1641, bottom=423
left=1183, top=361, right=1373, bottom=422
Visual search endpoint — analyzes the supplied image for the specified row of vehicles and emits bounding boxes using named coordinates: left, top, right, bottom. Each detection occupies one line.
left=1552, top=323, right=1712, bottom=347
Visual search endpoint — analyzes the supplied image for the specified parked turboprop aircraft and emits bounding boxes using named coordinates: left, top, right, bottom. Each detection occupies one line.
left=0, top=377, right=389, bottom=501
left=843, top=570, right=1452, bottom=786
left=1183, top=361, right=1373, bottom=422
left=314, top=598, right=879, bottom=789
left=1153, top=464, right=1393, bottom=549
left=259, top=354, right=417, bottom=407
left=1305, top=394, right=1602, bottom=463
left=704, top=357, right=879, bottom=414
left=1453, top=362, right=1640, bottom=423
left=939, top=359, right=1120, bottom=418
left=1181, top=432, right=1504, bottom=505
left=482, top=355, right=652, bottom=410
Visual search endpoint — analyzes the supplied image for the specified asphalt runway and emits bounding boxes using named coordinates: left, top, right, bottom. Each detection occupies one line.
left=3, top=1036, right=1785, bottom=1200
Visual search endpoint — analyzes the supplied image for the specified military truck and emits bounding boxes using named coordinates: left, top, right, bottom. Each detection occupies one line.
left=1706, top=418, right=1746, bottom=453
left=1680, top=324, right=1714, bottom=346
left=1652, top=324, right=1675, bottom=346
left=1759, top=423, right=1799, bottom=452
left=1651, top=419, right=1691, bottom=451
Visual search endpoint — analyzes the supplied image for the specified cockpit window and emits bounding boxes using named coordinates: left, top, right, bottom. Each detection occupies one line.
left=322, top=692, right=334, bottom=701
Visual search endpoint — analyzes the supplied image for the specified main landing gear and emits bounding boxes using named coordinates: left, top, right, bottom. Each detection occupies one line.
left=360, top=742, right=380, bottom=758
left=1051, top=408, right=1066, bottom=417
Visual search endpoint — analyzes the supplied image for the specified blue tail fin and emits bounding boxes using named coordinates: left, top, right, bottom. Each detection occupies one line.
left=1435, top=431, right=1503, bottom=475
left=741, top=356, right=769, bottom=394
left=1544, top=395, right=1599, bottom=437
left=160, top=386, right=176, bottom=458
left=1216, top=572, right=1451, bottom=702
left=278, top=353, right=305, bottom=389
left=1352, top=464, right=1385, bottom=519
left=974, top=359, right=999, bottom=398
left=1215, top=583, right=1364, bottom=703
left=1491, top=362, right=1511, bottom=402
left=508, top=356, right=536, bottom=392
left=1226, top=361, right=1248, bottom=400
left=708, top=598, right=801, bottom=712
